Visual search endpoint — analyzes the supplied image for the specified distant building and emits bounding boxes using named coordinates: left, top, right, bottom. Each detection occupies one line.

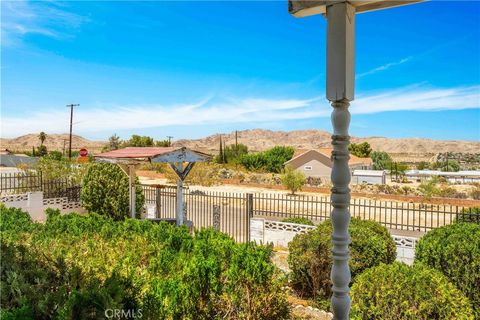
left=0, top=149, right=13, bottom=155
left=405, top=170, right=480, bottom=183
left=284, top=149, right=372, bottom=181
left=352, top=170, right=386, bottom=185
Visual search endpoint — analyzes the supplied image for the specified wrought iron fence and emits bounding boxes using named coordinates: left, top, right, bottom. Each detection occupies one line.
left=143, top=185, right=477, bottom=237
left=253, top=193, right=478, bottom=232
left=0, top=172, right=81, bottom=200
left=142, top=185, right=251, bottom=242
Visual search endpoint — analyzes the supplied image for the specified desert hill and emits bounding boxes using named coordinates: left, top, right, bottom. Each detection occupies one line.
left=174, top=129, right=480, bottom=162
left=0, top=134, right=106, bottom=153
left=2, top=130, right=478, bottom=163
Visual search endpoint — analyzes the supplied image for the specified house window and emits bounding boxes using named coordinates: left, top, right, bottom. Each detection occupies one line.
left=304, top=166, right=313, bottom=171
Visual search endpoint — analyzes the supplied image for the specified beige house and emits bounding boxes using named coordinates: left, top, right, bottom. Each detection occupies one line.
left=284, top=149, right=372, bottom=180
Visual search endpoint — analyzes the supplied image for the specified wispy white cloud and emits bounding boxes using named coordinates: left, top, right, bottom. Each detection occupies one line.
left=356, top=57, right=412, bottom=79
left=352, top=85, right=480, bottom=113
left=1, top=1, right=89, bottom=46
left=1, top=85, right=478, bottom=137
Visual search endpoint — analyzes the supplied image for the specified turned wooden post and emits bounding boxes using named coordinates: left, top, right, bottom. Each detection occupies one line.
left=327, top=3, right=354, bottom=319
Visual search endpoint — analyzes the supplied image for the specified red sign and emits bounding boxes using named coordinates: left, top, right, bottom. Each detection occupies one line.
left=79, top=148, right=88, bottom=157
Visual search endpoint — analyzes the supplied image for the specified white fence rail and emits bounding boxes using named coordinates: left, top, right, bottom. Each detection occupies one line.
left=1, top=191, right=85, bottom=221
left=251, top=218, right=418, bottom=264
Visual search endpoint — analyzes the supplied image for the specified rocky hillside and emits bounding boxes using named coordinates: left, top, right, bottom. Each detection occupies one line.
left=174, top=129, right=480, bottom=162
left=1, top=134, right=106, bottom=153
left=2, top=130, right=478, bottom=162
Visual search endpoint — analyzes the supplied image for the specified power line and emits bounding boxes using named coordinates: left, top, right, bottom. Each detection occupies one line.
left=66, top=104, right=80, bottom=160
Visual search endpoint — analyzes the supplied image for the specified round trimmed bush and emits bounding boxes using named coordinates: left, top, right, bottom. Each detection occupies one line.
left=351, top=262, right=474, bottom=320
left=288, top=218, right=396, bottom=299
left=415, top=223, right=480, bottom=317
left=81, top=163, right=145, bottom=220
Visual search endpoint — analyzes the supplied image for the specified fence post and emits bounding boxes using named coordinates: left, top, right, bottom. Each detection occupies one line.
left=39, top=171, right=43, bottom=193
left=156, top=187, right=161, bottom=219
left=246, top=193, right=253, bottom=242
left=213, top=204, right=221, bottom=231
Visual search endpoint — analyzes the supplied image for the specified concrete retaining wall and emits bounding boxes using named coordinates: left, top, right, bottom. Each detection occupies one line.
left=1, top=192, right=85, bottom=221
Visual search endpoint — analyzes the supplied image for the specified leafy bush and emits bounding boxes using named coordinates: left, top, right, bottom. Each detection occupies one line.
left=281, top=168, right=306, bottom=195
left=440, top=159, right=460, bottom=172
left=350, top=262, right=474, bottom=320
left=349, top=142, right=372, bottom=158
left=122, top=134, right=154, bottom=147
left=240, top=146, right=294, bottom=173
left=282, top=217, right=314, bottom=226
left=370, top=151, right=392, bottom=170
left=239, top=152, right=267, bottom=172
left=415, top=223, right=480, bottom=317
left=0, top=208, right=289, bottom=319
left=0, top=205, right=39, bottom=242
left=263, top=146, right=295, bottom=173
left=288, top=218, right=396, bottom=299
left=456, top=207, right=480, bottom=224
left=81, top=163, right=144, bottom=220
left=216, top=143, right=249, bottom=164
left=34, top=157, right=88, bottom=185
left=0, top=241, right=140, bottom=320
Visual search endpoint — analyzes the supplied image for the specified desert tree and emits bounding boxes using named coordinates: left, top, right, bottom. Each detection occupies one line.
left=38, top=132, right=47, bottom=146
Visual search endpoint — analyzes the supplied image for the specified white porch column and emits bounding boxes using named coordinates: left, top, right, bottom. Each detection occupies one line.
left=327, top=2, right=354, bottom=319
left=175, top=163, right=184, bottom=226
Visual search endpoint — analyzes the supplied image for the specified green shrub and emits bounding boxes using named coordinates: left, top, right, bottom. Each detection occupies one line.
left=415, top=223, right=480, bottom=318
left=281, top=168, right=306, bottom=195
left=0, top=241, right=140, bottom=320
left=282, top=217, right=314, bottom=226
left=370, top=151, right=392, bottom=170
left=288, top=218, right=396, bottom=299
left=81, top=163, right=144, bottom=220
left=350, top=262, right=474, bottom=320
left=456, top=207, right=480, bottom=224
left=263, top=146, right=295, bottom=173
left=0, top=205, right=38, bottom=242
left=239, top=146, right=294, bottom=173
left=0, top=208, right=289, bottom=319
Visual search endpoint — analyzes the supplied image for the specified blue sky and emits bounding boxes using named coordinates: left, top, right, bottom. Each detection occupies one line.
left=1, top=0, right=479, bottom=141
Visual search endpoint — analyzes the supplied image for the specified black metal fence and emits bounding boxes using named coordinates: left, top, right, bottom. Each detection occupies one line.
left=143, top=185, right=477, bottom=237
left=0, top=172, right=81, bottom=201
left=253, top=193, right=477, bottom=232
left=142, top=186, right=251, bottom=242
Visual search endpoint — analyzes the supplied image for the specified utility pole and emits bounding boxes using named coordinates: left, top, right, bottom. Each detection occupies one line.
left=167, top=136, right=174, bottom=146
left=66, top=104, right=80, bottom=160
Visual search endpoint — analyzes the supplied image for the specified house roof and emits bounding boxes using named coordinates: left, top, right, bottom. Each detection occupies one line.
left=405, top=170, right=480, bottom=178
left=353, top=170, right=385, bottom=177
left=0, top=154, right=38, bottom=167
left=285, top=148, right=372, bottom=167
left=0, top=149, right=13, bottom=155
left=95, top=147, right=212, bottom=164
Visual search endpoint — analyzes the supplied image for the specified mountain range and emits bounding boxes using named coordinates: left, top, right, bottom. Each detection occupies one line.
left=2, top=130, right=478, bottom=162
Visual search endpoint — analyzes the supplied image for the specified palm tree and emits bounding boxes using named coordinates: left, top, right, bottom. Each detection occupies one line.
left=38, top=132, right=47, bottom=146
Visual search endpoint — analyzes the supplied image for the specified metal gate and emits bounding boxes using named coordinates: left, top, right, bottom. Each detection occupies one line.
left=142, top=186, right=251, bottom=242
